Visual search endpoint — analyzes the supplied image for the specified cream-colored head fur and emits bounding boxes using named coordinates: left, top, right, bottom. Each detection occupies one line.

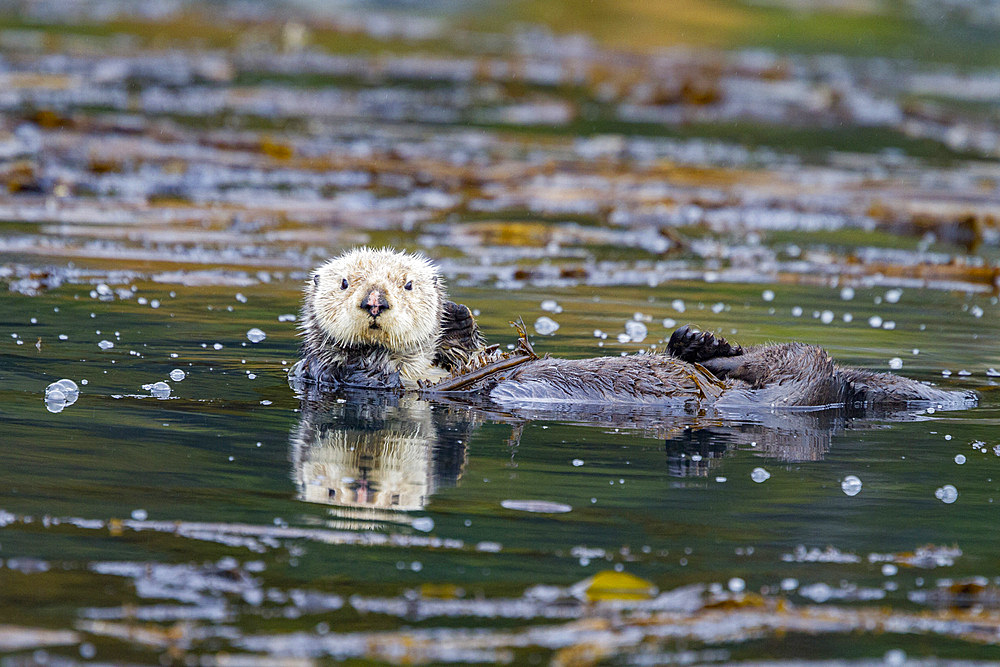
left=305, top=247, right=444, bottom=352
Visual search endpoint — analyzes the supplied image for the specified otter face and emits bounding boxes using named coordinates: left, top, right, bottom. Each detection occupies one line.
left=306, top=248, right=444, bottom=352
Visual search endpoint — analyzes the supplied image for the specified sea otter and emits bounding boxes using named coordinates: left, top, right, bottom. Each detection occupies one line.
left=290, top=247, right=974, bottom=409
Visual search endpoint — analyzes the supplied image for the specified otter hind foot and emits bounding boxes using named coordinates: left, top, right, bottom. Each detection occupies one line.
left=667, top=325, right=744, bottom=363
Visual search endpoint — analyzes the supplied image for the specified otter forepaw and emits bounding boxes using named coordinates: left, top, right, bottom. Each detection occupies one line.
left=667, top=324, right=744, bottom=363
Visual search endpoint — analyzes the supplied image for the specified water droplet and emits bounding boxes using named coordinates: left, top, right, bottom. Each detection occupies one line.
left=955, top=454, right=966, bottom=465
left=888, top=357, right=902, bottom=370
left=213, top=343, right=223, bottom=350
left=841, top=475, right=862, bottom=496
left=533, top=316, right=559, bottom=335
left=131, top=509, right=148, bottom=521
left=762, top=290, right=774, bottom=302
left=662, top=317, right=676, bottom=329
left=97, top=340, right=114, bottom=350
left=246, top=328, right=266, bottom=343
left=540, top=299, right=561, bottom=313
left=728, top=577, right=746, bottom=592
left=278, top=313, right=297, bottom=322
left=671, top=299, right=685, bottom=313
left=868, top=316, right=883, bottom=328
left=572, top=459, right=584, bottom=467
left=751, top=467, right=770, bottom=483
left=791, top=306, right=803, bottom=317
left=820, top=310, right=834, bottom=324
left=885, top=289, right=902, bottom=303
left=169, top=369, right=186, bottom=382
left=882, top=563, right=898, bottom=576
left=840, top=287, right=855, bottom=300
left=236, top=293, right=248, bottom=303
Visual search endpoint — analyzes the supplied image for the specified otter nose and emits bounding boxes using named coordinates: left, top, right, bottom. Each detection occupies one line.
left=360, top=289, right=390, bottom=317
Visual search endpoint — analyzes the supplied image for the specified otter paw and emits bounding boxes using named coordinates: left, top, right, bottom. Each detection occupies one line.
left=667, top=324, right=744, bottom=363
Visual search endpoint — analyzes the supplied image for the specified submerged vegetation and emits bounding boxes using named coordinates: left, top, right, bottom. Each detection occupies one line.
left=1, top=0, right=1000, bottom=663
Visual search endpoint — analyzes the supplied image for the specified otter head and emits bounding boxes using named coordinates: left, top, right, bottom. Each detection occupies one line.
left=306, top=247, right=444, bottom=352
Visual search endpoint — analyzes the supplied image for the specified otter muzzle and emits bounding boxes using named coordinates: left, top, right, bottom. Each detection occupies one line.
left=361, top=289, right=390, bottom=317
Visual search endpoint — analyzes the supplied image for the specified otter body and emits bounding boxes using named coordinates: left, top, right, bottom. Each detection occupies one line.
left=292, top=248, right=974, bottom=410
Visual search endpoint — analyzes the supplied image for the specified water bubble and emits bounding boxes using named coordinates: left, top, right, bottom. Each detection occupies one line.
left=791, top=306, right=802, bottom=317
left=762, top=290, right=774, bottom=302
left=616, top=333, right=631, bottom=343
left=97, top=340, right=114, bottom=350
left=169, top=369, right=186, bottom=382
left=540, top=299, right=562, bottom=313
left=884, top=649, right=906, bottom=666
left=147, top=381, right=171, bottom=399
left=278, top=313, right=297, bottom=322
left=840, top=287, right=855, bottom=300
left=213, top=343, right=223, bottom=350
left=780, top=578, right=798, bottom=591
left=868, top=316, right=883, bottom=328
left=671, top=299, right=685, bottom=313
left=236, top=293, right=248, bottom=303
left=935, top=484, right=958, bottom=503
left=971, top=305, right=984, bottom=318
left=843, top=313, right=853, bottom=323
left=882, top=320, right=896, bottom=330
left=662, top=317, right=676, bottom=329
left=955, top=454, right=966, bottom=465
left=882, top=563, right=898, bottom=576
left=54, top=379, right=78, bottom=396
left=841, top=475, right=862, bottom=496
left=572, top=459, right=584, bottom=467
left=95, top=283, right=113, bottom=297
left=131, top=509, right=148, bottom=521
left=533, top=316, right=559, bottom=335
left=411, top=517, right=434, bottom=532
left=624, top=320, right=647, bottom=342
left=728, top=577, right=746, bottom=593
left=150, top=299, right=160, bottom=309
left=820, top=310, right=834, bottom=324
left=885, top=289, right=902, bottom=303
left=711, top=302, right=725, bottom=314
left=246, top=328, right=267, bottom=343
left=888, top=357, right=902, bottom=370
left=751, top=467, right=771, bottom=483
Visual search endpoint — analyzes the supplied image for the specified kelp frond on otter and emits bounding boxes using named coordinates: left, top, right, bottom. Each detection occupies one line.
left=290, top=247, right=976, bottom=410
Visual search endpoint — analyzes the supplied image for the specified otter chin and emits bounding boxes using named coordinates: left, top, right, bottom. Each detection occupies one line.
left=291, top=247, right=976, bottom=410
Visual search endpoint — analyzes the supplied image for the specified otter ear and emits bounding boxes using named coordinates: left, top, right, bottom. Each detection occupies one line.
left=312, top=274, right=320, bottom=287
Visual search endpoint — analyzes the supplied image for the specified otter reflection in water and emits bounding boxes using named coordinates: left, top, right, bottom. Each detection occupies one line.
left=290, top=392, right=952, bottom=516
left=290, top=392, right=477, bottom=517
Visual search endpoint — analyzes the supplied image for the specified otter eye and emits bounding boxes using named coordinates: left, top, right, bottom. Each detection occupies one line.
left=404, top=280, right=413, bottom=291
left=312, top=274, right=320, bottom=287
left=340, top=278, right=349, bottom=290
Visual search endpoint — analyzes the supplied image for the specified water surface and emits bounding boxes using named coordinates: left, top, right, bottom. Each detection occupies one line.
left=3, top=278, right=999, bottom=664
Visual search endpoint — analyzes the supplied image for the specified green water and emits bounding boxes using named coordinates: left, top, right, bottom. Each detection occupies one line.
left=2, top=279, right=999, bottom=663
